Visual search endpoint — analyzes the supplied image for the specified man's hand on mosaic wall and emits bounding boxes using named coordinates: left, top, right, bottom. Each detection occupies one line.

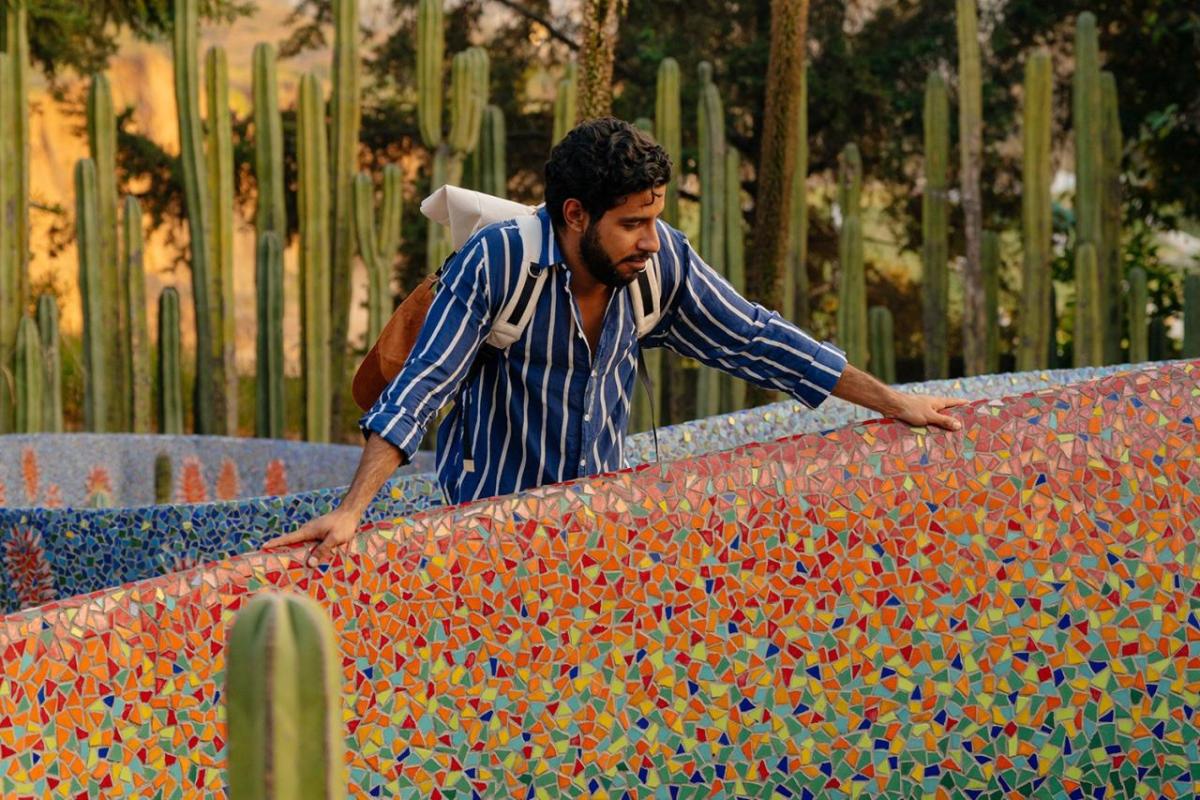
left=832, top=364, right=967, bottom=432
left=263, top=509, right=360, bottom=568
left=890, top=393, right=969, bottom=432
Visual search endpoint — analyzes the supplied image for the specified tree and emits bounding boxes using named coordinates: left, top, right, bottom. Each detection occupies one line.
left=577, top=0, right=626, bottom=120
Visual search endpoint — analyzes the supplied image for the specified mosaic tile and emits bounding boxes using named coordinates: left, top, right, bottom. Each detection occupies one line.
left=1, top=359, right=1197, bottom=798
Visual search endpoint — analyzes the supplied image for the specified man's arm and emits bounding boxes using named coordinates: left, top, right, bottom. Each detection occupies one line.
left=831, top=363, right=965, bottom=430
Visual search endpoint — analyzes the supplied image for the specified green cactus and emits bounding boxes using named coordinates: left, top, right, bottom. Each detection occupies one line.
left=447, top=49, right=488, bottom=164
left=837, top=144, right=867, bottom=368
left=695, top=62, right=726, bottom=419
left=477, top=105, right=507, bottom=198
left=982, top=230, right=1000, bottom=374
left=655, top=58, right=681, bottom=227
left=1018, top=49, right=1053, bottom=372
left=226, top=591, right=346, bottom=800
left=13, top=314, right=40, bottom=432
left=956, top=0, right=986, bottom=377
left=417, top=0, right=445, bottom=150
left=1073, top=12, right=1101, bottom=251
left=1127, top=266, right=1147, bottom=363
left=1073, top=242, right=1103, bottom=367
left=922, top=72, right=950, bottom=380
left=154, top=453, right=173, bottom=505
left=1148, top=316, right=1169, bottom=361
left=868, top=306, right=896, bottom=385
left=256, top=232, right=285, bottom=439
left=1100, top=71, right=1123, bottom=364
left=426, top=147, right=451, bottom=271
left=76, top=158, right=108, bottom=432
left=0, top=52, right=15, bottom=433
left=207, top=46, right=236, bottom=435
left=329, top=0, right=363, bottom=439
left=1184, top=273, right=1200, bottom=359
left=633, top=116, right=653, bottom=133
left=172, top=0, right=217, bottom=435
left=353, top=167, right=403, bottom=346
left=158, top=287, right=184, bottom=435
left=125, top=195, right=152, bottom=433
left=784, top=64, right=809, bottom=327
left=252, top=43, right=287, bottom=243
left=36, top=294, right=62, bottom=433
left=552, top=61, right=577, bottom=147
left=87, top=71, right=128, bottom=430
left=299, top=73, right=332, bottom=443
left=2, top=0, right=30, bottom=317
left=724, top=147, right=746, bottom=413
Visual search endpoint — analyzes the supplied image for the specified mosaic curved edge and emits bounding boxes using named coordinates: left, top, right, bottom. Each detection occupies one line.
left=1, top=360, right=1197, bottom=798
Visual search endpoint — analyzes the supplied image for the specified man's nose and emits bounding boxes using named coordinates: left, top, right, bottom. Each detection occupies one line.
left=639, top=227, right=660, bottom=254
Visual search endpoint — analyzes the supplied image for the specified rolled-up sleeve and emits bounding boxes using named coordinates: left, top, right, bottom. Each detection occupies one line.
left=651, top=234, right=848, bottom=410
left=358, top=229, right=501, bottom=459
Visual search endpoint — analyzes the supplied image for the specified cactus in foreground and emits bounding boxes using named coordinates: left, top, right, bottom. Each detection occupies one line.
left=837, top=144, right=867, bottom=368
left=1127, top=266, right=1147, bottom=363
left=1100, top=71, right=1123, bottom=364
left=1019, top=49, right=1054, bottom=372
left=154, top=453, right=173, bottom=505
left=353, top=167, right=403, bottom=346
left=158, top=287, right=184, bottom=435
left=868, top=306, right=896, bottom=384
left=299, top=73, right=332, bottom=443
left=36, top=294, right=62, bottom=432
left=1073, top=242, right=1103, bottom=367
left=253, top=43, right=287, bottom=243
left=207, top=45, right=236, bottom=435
left=125, top=195, right=152, bottom=433
left=256, top=232, right=285, bottom=439
left=173, top=0, right=217, bottom=434
left=655, top=58, right=681, bottom=226
left=76, top=158, right=108, bottom=432
left=784, top=64, right=809, bottom=327
left=922, top=72, right=950, bottom=380
left=1184, top=273, right=1200, bottom=359
left=87, top=71, right=127, bottom=430
left=982, top=229, right=1000, bottom=374
left=13, top=314, right=41, bottom=432
left=226, top=591, right=346, bottom=800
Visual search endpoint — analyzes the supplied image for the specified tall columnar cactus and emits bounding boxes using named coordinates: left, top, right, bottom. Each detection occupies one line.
left=724, top=148, right=746, bottom=413
left=784, top=64, right=809, bottom=327
left=328, top=0, right=363, bottom=437
left=207, top=46, right=237, bottom=435
left=299, top=73, right=332, bottom=443
left=956, top=0, right=986, bottom=376
left=252, top=43, right=287, bottom=242
left=922, top=72, right=950, bottom=380
left=982, top=229, right=1000, bottom=373
left=474, top=105, right=507, bottom=198
left=1127, top=266, right=1147, bottom=363
left=87, top=71, right=128, bottom=430
left=416, top=0, right=445, bottom=150
left=1018, top=49, right=1053, bottom=372
left=2, top=0, right=30, bottom=310
left=36, top=294, right=62, bottom=433
left=158, top=287, right=184, bottom=435
left=173, top=0, right=217, bottom=435
left=695, top=62, right=726, bottom=420
left=353, top=167, right=403, bottom=346
left=76, top=159, right=109, bottom=432
left=1073, top=12, right=1101, bottom=252
left=0, top=53, right=15, bottom=432
left=226, top=591, right=345, bottom=800
left=154, top=453, right=173, bottom=505
left=837, top=144, right=867, bottom=368
left=125, top=195, right=152, bottom=433
left=1100, top=71, right=1123, bottom=364
left=255, top=232, right=285, bottom=439
left=655, top=58, right=682, bottom=226
left=13, top=314, right=41, bottom=432
left=1073, top=242, right=1103, bottom=367
left=1184, top=273, right=1200, bottom=359
left=552, top=61, right=578, bottom=147
left=868, top=306, right=896, bottom=385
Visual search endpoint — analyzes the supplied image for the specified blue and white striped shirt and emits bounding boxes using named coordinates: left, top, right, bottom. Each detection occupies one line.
left=359, top=207, right=848, bottom=505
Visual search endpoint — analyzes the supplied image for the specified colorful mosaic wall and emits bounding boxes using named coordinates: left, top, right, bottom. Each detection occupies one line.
left=0, top=437, right=437, bottom=614
left=2, top=360, right=1196, bottom=798
left=0, top=364, right=1149, bottom=616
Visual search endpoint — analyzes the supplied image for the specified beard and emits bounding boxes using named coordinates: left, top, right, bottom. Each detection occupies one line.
left=580, top=221, right=645, bottom=288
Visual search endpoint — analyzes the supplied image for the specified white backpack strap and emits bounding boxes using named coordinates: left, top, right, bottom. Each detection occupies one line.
left=631, top=252, right=664, bottom=338
left=485, top=215, right=549, bottom=349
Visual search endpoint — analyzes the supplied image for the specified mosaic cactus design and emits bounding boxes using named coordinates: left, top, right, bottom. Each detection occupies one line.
left=1, top=360, right=1197, bottom=798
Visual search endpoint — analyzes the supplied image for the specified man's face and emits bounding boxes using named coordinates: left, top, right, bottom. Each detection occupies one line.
left=578, top=187, right=665, bottom=288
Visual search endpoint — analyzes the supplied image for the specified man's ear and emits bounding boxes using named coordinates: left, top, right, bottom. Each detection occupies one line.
left=562, top=199, right=589, bottom=233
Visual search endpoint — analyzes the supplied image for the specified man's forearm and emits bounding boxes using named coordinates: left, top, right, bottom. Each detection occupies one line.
left=830, top=364, right=904, bottom=417
left=337, top=433, right=408, bottom=517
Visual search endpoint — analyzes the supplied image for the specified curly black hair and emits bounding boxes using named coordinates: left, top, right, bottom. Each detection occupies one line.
left=544, top=117, right=673, bottom=229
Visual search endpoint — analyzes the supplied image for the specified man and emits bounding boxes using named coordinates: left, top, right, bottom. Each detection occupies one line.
left=266, top=118, right=967, bottom=567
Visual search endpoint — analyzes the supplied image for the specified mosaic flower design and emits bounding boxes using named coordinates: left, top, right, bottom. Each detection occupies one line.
left=216, top=458, right=241, bottom=501
left=177, top=457, right=209, bottom=504
left=264, top=458, right=289, bottom=496
left=83, top=466, right=114, bottom=508
left=3, top=528, right=56, bottom=610
left=20, top=448, right=38, bottom=505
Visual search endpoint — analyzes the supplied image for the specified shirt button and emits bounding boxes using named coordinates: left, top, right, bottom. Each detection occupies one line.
left=579, top=458, right=585, bottom=466
left=584, top=413, right=591, bottom=422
